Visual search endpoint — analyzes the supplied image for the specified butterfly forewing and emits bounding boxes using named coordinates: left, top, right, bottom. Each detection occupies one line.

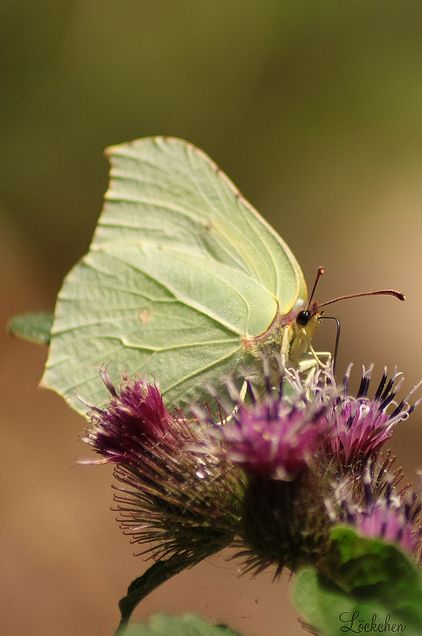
left=98, top=138, right=306, bottom=308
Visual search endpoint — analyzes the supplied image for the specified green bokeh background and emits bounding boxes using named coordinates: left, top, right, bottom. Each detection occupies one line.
left=2, top=3, right=422, bottom=636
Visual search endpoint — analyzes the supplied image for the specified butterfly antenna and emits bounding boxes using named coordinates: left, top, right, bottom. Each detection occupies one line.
left=307, top=266, right=325, bottom=310
left=318, top=316, right=341, bottom=373
left=318, top=289, right=406, bottom=308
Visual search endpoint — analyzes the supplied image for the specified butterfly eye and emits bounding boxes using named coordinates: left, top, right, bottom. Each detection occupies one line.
left=296, top=310, right=311, bottom=326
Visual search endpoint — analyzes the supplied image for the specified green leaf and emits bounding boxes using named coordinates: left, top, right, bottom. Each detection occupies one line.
left=41, top=137, right=307, bottom=415
left=7, top=312, right=53, bottom=345
left=293, top=527, right=422, bottom=636
left=119, top=614, right=241, bottom=636
left=117, top=554, right=201, bottom=633
left=330, top=526, right=422, bottom=596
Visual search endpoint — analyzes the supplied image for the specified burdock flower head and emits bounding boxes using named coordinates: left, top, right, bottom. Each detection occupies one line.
left=83, top=369, right=244, bottom=564
left=280, top=364, right=420, bottom=473
left=202, top=366, right=335, bottom=574
left=83, top=359, right=421, bottom=581
left=84, top=368, right=176, bottom=463
left=218, top=375, right=327, bottom=480
left=330, top=462, right=422, bottom=560
left=206, top=361, right=421, bottom=574
left=325, top=365, right=421, bottom=469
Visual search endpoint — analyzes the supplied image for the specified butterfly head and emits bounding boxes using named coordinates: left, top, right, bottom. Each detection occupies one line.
left=296, top=309, right=312, bottom=326
left=292, top=299, right=322, bottom=333
left=296, top=303, right=320, bottom=328
left=291, top=266, right=326, bottom=338
left=287, top=268, right=405, bottom=368
left=294, top=266, right=405, bottom=328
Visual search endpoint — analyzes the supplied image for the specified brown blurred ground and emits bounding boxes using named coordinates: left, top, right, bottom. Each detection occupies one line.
left=2, top=3, right=422, bottom=635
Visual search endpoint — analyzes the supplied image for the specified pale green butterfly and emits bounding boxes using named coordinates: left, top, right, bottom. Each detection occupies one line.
left=41, top=137, right=403, bottom=414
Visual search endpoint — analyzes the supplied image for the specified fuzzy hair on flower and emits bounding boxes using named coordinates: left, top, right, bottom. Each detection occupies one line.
left=196, top=360, right=422, bottom=574
left=215, top=376, right=327, bottom=481
left=83, top=368, right=177, bottom=463
left=207, top=361, right=420, bottom=480
left=83, top=369, right=244, bottom=564
left=327, top=459, right=422, bottom=560
left=193, top=364, right=336, bottom=574
left=325, top=364, right=421, bottom=469
left=82, top=359, right=422, bottom=581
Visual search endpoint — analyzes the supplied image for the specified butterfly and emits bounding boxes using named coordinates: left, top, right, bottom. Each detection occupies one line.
left=41, top=137, right=404, bottom=414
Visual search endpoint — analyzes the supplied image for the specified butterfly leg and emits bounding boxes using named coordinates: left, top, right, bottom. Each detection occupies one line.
left=297, top=356, right=319, bottom=373
left=309, top=346, right=332, bottom=369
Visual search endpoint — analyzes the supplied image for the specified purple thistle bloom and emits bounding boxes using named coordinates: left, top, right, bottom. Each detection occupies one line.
left=215, top=371, right=327, bottom=480
left=82, top=359, right=422, bottom=580
left=83, top=369, right=244, bottom=563
left=326, top=365, right=421, bottom=467
left=203, top=362, right=420, bottom=481
left=333, top=465, right=422, bottom=558
left=83, top=368, right=180, bottom=465
left=356, top=505, right=418, bottom=554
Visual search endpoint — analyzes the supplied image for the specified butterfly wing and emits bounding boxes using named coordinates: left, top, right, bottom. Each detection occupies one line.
left=42, top=137, right=307, bottom=413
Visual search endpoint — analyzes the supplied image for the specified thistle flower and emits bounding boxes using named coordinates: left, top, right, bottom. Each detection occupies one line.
left=208, top=361, right=421, bottom=574
left=237, top=471, right=332, bottom=575
left=83, top=368, right=176, bottom=464
left=285, top=363, right=420, bottom=471
left=212, top=362, right=420, bottom=480
left=330, top=464, right=422, bottom=559
left=325, top=365, right=420, bottom=468
left=203, top=366, right=334, bottom=574
left=83, top=370, right=244, bottom=563
left=83, top=360, right=421, bottom=581
left=217, top=376, right=326, bottom=480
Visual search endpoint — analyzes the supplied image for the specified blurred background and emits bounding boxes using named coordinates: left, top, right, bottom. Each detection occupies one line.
left=2, top=2, right=422, bottom=635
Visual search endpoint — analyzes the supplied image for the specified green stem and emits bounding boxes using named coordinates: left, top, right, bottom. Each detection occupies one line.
left=116, top=554, right=200, bottom=634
